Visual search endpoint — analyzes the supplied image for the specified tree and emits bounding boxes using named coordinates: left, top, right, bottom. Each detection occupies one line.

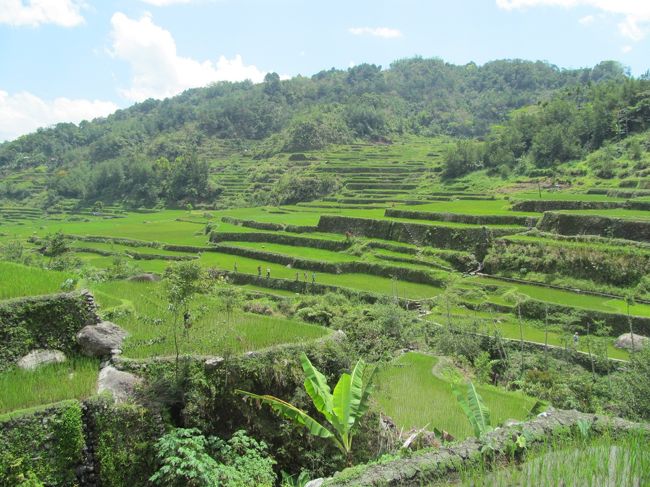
left=212, top=276, right=243, bottom=326
left=40, top=231, right=69, bottom=265
left=237, top=353, right=374, bottom=465
left=163, top=262, right=205, bottom=376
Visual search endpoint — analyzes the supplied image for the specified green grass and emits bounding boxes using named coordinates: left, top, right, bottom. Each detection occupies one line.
left=374, top=352, right=538, bottom=439
left=91, top=280, right=331, bottom=358
left=197, top=251, right=444, bottom=299
left=0, top=357, right=99, bottom=414
left=558, top=208, right=650, bottom=220
left=0, top=261, right=72, bottom=299
left=222, top=241, right=359, bottom=262
left=454, top=433, right=650, bottom=486
left=395, top=199, right=537, bottom=217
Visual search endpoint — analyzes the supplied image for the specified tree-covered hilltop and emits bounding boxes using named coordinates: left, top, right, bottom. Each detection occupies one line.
left=443, top=77, right=650, bottom=179
left=0, top=57, right=641, bottom=207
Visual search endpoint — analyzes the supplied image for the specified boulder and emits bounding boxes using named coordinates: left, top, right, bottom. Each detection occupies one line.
left=97, top=365, right=141, bottom=403
left=614, top=333, right=649, bottom=352
left=77, top=321, right=127, bottom=357
left=204, top=357, right=225, bottom=370
left=17, top=349, right=66, bottom=370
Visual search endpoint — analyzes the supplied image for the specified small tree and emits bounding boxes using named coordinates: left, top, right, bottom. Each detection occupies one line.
left=41, top=231, right=69, bottom=264
left=212, top=276, right=243, bottom=326
left=237, top=353, right=374, bottom=466
left=163, top=261, right=204, bottom=376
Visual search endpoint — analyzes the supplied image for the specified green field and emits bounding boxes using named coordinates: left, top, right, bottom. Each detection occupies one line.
left=0, top=262, right=72, bottom=300
left=374, top=352, right=539, bottom=439
left=91, top=281, right=331, bottom=358
left=0, top=358, right=99, bottom=414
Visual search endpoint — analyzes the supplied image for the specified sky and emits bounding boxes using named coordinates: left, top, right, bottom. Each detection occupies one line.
left=0, top=0, right=649, bottom=142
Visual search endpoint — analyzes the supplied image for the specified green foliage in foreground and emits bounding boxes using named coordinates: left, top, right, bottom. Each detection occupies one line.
left=0, top=401, right=84, bottom=486
left=149, top=428, right=276, bottom=487
left=0, top=358, right=98, bottom=414
left=238, top=353, right=374, bottom=463
left=454, top=433, right=650, bottom=486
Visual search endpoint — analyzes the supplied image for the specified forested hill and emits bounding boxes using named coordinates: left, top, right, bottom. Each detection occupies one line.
left=0, top=57, right=646, bottom=208
left=0, top=58, right=628, bottom=166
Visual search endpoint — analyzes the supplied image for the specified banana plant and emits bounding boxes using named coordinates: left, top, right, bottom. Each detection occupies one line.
left=452, top=381, right=492, bottom=438
left=237, top=353, right=374, bottom=464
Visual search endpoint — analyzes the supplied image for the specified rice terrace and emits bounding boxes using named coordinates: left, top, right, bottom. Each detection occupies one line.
left=1, top=3, right=650, bottom=485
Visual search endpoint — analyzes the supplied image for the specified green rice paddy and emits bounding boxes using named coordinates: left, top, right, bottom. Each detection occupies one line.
left=374, top=352, right=539, bottom=439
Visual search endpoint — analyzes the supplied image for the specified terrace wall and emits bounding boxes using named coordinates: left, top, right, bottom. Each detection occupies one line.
left=385, top=209, right=536, bottom=226
left=537, top=213, right=650, bottom=243
left=317, top=215, right=515, bottom=255
left=512, top=200, right=625, bottom=212
left=210, top=231, right=350, bottom=251
left=484, top=240, right=650, bottom=287
left=221, top=216, right=317, bottom=233
left=321, top=410, right=650, bottom=486
left=0, top=397, right=162, bottom=487
left=0, top=291, right=99, bottom=371
left=518, top=299, right=650, bottom=337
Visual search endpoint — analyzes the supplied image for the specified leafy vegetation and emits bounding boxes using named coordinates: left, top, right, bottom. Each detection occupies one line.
left=238, top=353, right=374, bottom=465
left=149, top=428, right=275, bottom=487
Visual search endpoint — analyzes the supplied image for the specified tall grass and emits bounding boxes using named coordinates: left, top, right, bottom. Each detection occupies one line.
left=454, top=433, right=650, bottom=486
left=0, top=357, right=99, bottom=414
left=374, top=352, right=538, bottom=439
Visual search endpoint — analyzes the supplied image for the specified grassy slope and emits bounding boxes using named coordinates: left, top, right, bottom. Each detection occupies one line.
left=374, top=352, right=538, bottom=439
left=91, top=280, right=331, bottom=358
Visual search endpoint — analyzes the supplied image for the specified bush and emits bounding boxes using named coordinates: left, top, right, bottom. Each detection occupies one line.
left=149, top=428, right=276, bottom=487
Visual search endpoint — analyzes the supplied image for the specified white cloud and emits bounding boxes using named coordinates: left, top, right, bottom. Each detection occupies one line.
left=496, top=0, right=650, bottom=41
left=348, top=26, right=402, bottom=39
left=621, top=45, right=633, bottom=53
left=0, top=0, right=84, bottom=27
left=579, top=14, right=594, bottom=25
left=0, top=90, right=117, bottom=142
left=109, top=12, right=267, bottom=101
left=140, top=0, right=193, bottom=6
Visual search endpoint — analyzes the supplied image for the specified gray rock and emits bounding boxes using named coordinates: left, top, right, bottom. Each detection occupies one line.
left=17, top=349, right=66, bottom=370
left=97, top=365, right=141, bottom=403
left=127, top=273, right=161, bottom=282
left=614, top=333, right=649, bottom=352
left=77, top=321, right=127, bottom=357
left=305, top=480, right=324, bottom=487
left=205, top=357, right=225, bottom=370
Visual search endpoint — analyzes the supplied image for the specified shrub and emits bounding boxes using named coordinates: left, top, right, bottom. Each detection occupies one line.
left=149, top=428, right=276, bottom=487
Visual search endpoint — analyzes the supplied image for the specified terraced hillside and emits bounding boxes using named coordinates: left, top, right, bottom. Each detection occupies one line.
left=2, top=177, right=649, bottom=362
left=2, top=143, right=650, bottom=487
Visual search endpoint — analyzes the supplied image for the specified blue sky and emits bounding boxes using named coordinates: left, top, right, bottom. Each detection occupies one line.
left=1, top=0, right=649, bottom=141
